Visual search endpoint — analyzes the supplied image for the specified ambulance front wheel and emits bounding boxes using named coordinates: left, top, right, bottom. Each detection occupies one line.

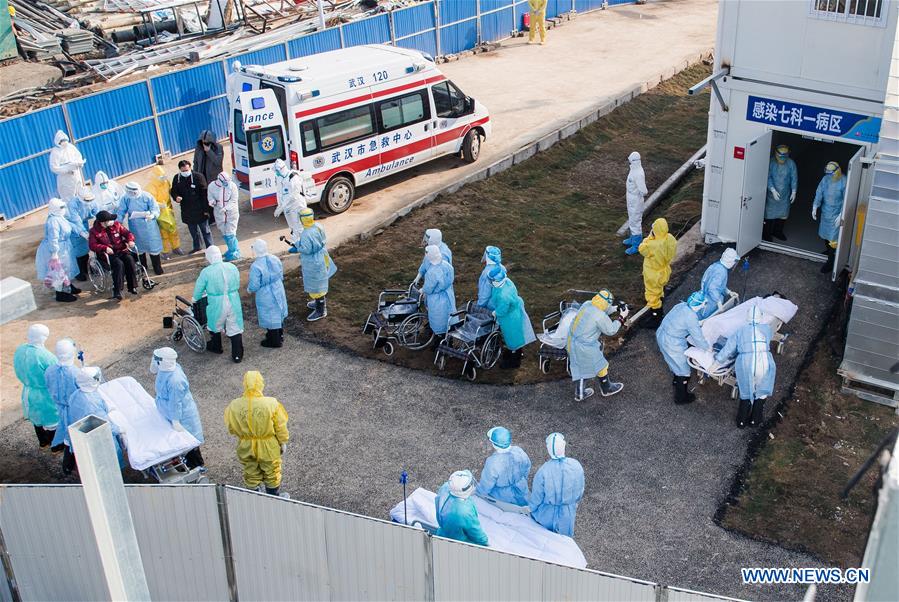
left=322, top=176, right=355, bottom=214
left=461, top=130, right=481, bottom=163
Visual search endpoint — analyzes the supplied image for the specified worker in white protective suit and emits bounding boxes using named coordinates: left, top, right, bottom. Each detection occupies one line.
left=48, top=130, right=86, bottom=200
left=623, top=151, right=648, bottom=255
left=273, top=158, right=315, bottom=252
left=208, top=172, right=241, bottom=260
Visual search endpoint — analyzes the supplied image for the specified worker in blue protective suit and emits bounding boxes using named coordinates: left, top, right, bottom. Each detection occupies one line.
left=13, top=324, right=60, bottom=449
left=715, top=305, right=776, bottom=429
left=567, top=289, right=629, bottom=401
left=529, top=433, right=585, bottom=537
left=45, top=338, right=81, bottom=473
left=151, top=347, right=205, bottom=468
left=297, top=208, right=337, bottom=322
left=812, top=161, right=847, bottom=274
left=763, top=145, right=798, bottom=242
left=414, top=228, right=452, bottom=286
left=248, top=239, right=288, bottom=348
left=476, top=426, right=531, bottom=506
left=121, top=181, right=164, bottom=275
left=488, top=266, right=536, bottom=369
left=66, top=190, right=93, bottom=281
left=656, top=291, right=710, bottom=405
left=67, top=367, right=124, bottom=468
left=194, top=245, right=244, bottom=363
left=477, top=245, right=503, bottom=309
left=422, top=244, right=456, bottom=336
left=435, top=470, right=489, bottom=546
left=696, top=248, right=740, bottom=321
left=36, top=198, right=82, bottom=302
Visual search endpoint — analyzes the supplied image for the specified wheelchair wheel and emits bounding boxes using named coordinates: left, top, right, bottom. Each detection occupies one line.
left=539, top=357, right=550, bottom=374
left=171, top=327, right=184, bottom=342
left=397, top=313, right=434, bottom=350
left=181, top=316, right=207, bottom=352
left=88, top=260, right=107, bottom=293
left=435, top=352, right=446, bottom=371
left=480, top=332, right=503, bottom=369
left=383, top=341, right=395, bottom=356
left=465, top=365, right=478, bottom=382
left=142, top=278, right=155, bottom=290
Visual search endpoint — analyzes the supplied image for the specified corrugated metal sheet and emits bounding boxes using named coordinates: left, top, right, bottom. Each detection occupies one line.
left=230, top=44, right=289, bottom=73
left=66, top=83, right=153, bottom=140
left=431, top=537, right=657, bottom=601
left=0, top=105, right=66, bottom=166
left=576, top=0, right=607, bottom=12
left=440, top=20, right=478, bottom=55
left=125, top=485, right=230, bottom=601
left=544, top=0, right=567, bottom=19
left=666, top=587, right=747, bottom=602
left=343, top=14, right=391, bottom=47
left=394, top=2, right=436, bottom=38
left=438, top=0, right=477, bottom=24
left=514, top=0, right=529, bottom=29
left=481, top=0, right=513, bottom=12
left=0, top=486, right=109, bottom=601
left=480, top=8, right=514, bottom=42
left=0, top=153, right=58, bottom=217
left=842, top=295, right=899, bottom=387
left=225, top=486, right=429, bottom=601
left=397, top=31, right=439, bottom=57
left=151, top=62, right=227, bottom=113
left=856, top=174, right=899, bottom=292
left=158, top=97, right=229, bottom=155
left=287, top=28, right=342, bottom=58
left=76, top=120, right=160, bottom=179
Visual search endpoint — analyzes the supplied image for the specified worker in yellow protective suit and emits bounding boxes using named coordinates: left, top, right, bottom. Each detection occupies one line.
left=224, top=371, right=290, bottom=497
left=638, top=217, right=677, bottom=329
left=146, top=165, right=182, bottom=258
left=528, top=0, right=547, bottom=45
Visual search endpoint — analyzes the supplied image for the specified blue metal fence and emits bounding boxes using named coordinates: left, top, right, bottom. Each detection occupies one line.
left=0, top=0, right=633, bottom=219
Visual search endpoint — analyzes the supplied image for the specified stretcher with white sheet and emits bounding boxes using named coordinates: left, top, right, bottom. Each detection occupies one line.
left=99, top=376, right=208, bottom=484
left=685, top=295, right=797, bottom=399
left=389, top=487, right=587, bottom=569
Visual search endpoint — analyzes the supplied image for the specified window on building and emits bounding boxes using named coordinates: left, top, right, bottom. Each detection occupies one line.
left=810, top=0, right=886, bottom=24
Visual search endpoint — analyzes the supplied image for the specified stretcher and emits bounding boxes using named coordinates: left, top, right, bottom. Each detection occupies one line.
left=389, top=487, right=587, bottom=569
left=536, top=301, right=580, bottom=374
left=99, top=376, right=208, bottom=484
left=685, top=295, right=797, bottom=398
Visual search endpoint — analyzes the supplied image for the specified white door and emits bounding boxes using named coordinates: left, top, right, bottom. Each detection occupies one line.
left=430, top=80, right=475, bottom=156
left=832, top=147, right=864, bottom=281
left=736, top=131, right=773, bottom=256
left=238, top=88, right=287, bottom=210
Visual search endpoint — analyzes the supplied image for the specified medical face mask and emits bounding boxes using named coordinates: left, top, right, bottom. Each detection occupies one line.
left=103, top=221, right=113, bottom=228
left=127, top=190, right=138, bottom=198
left=180, top=169, right=190, bottom=175
left=775, top=153, right=787, bottom=163
left=100, top=183, right=108, bottom=190
left=150, top=356, right=161, bottom=374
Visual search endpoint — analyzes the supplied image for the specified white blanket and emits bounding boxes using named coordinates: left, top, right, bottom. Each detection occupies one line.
left=389, top=488, right=587, bottom=569
left=685, top=347, right=730, bottom=374
left=99, top=377, right=200, bottom=471
left=537, top=307, right=579, bottom=349
left=691, top=296, right=798, bottom=348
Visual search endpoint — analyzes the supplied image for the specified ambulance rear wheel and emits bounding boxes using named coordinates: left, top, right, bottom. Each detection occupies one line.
left=322, top=176, right=354, bottom=214
left=461, top=130, right=481, bottom=163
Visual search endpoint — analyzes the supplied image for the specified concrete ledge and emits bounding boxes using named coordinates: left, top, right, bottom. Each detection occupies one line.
left=0, top=277, right=37, bottom=325
left=351, top=48, right=714, bottom=244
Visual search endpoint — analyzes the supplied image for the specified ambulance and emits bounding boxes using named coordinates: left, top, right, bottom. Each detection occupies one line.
left=226, top=44, right=491, bottom=214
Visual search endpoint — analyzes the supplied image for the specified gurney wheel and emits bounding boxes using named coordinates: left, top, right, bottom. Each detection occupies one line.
left=731, top=387, right=738, bottom=400
left=540, top=358, right=550, bottom=374
left=435, top=353, right=446, bottom=371
left=697, top=373, right=705, bottom=385
left=466, top=366, right=478, bottom=381
left=383, top=342, right=395, bottom=356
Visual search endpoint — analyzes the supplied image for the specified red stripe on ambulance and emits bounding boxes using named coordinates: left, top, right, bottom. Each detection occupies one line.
left=294, top=75, right=447, bottom=120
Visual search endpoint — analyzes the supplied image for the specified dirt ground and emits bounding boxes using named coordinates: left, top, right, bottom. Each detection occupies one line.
left=287, top=64, right=712, bottom=385
left=719, top=304, right=899, bottom=568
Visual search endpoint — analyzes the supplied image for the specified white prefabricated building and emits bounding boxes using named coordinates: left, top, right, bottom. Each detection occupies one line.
left=700, top=0, right=899, bottom=405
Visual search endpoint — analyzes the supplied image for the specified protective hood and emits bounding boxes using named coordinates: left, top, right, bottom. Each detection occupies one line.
left=628, top=151, right=641, bottom=165
left=826, top=162, right=842, bottom=181
left=425, top=244, right=443, bottom=265
left=251, top=239, right=268, bottom=257
left=720, top=248, right=740, bottom=269
left=482, top=245, right=502, bottom=265
left=205, top=245, right=223, bottom=265
left=151, top=347, right=178, bottom=373
left=48, top=198, right=67, bottom=217
left=651, top=218, right=669, bottom=238
left=274, top=158, right=287, bottom=176
left=124, top=181, right=142, bottom=197
left=488, top=426, right=512, bottom=450
left=54, top=130, right=69, bottom=146
left=75, top=367, right=101, bottom=392
left=422, top=228, right=443, bottom=246
left=55, top=338, right=76, bottom=364
left=300, top=207, right=315, bottom=228
left=243, top=370, right=265, bottom=397
left=198, top=130, right=217, bottom=145
left=448, top=470, right=476, bottom=498
left=546, top=432, right=567, bottom=459
left=687, top=291, right=707, bottom=312
left=151, top=165, right=167, bottom=180
left=216, top=172, right=231, bottom=187
left=94, top=171, right=110, bottom=186
left=27, top=324, right=50, bottom=347
left=488, top=265, right=507, bottom=284
left=591, top=289, right=614, bottom=313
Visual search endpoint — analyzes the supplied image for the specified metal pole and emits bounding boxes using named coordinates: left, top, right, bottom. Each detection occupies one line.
left=434, top=0, right=442, bottom=57
left=317, top=0, right=326, bottom=30
left=69, top=415, right=151, bottom=602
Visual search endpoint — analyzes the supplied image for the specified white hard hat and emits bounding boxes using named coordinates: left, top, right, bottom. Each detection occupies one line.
left=546, top=432, right=567, bottom=459
left=448, top=470, right=476, bottom=499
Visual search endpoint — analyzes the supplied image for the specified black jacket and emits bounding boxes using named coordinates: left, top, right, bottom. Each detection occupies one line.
left=171, top=171, right=209, bottom=225
left=193, top=130, right=224, bottom=184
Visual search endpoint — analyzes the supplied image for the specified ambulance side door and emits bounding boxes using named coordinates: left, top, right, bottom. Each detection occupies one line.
left=736, top=131, right=773, bottom=256
left=238, top=89, right=287, bottom=210
left=832, top=147, right=865, bottom=281
left=375, top=88, right=435, bottom=168
left=429, top=80, right=475, bottom=157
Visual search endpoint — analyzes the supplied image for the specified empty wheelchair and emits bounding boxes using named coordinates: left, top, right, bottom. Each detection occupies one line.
left=362, top=284, right=433, bottom=356
left=434, top=302, right=502, bottom=381
left=163, top=296, right=207, bottom=352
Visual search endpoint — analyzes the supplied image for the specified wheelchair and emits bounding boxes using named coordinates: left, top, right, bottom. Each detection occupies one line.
left=88, top=250, right=156, bottom=294
left=162, top=296, right=207, bottom=352
left=434, top=302, right=502, bottom=381
left=362, top=284, right=432, bottom=355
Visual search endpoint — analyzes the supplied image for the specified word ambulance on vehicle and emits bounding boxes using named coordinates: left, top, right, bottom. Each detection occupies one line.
left=226, top=44, right=491, bottom=214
